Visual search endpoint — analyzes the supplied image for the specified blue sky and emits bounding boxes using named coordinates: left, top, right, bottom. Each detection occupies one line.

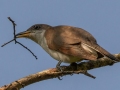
left=1, top=0, right=120, bottom=90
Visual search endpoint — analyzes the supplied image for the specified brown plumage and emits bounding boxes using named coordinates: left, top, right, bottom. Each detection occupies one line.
left=45, top=25, right=118, bottom=61
left=16, top=24, right=119, bottom=66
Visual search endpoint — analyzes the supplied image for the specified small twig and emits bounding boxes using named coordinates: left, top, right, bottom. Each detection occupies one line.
left=8, top=17, right=17, bottom=44
left=1, top=17, right=38, bottom=59
left=1, top=39, right=15, bottom=47
left=82, top=71, right=96, bottom=79
left=16, top=41, right=37, bottom=59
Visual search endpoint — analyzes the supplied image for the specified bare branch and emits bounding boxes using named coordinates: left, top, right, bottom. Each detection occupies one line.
left=0, top=53, right=120, bottom=90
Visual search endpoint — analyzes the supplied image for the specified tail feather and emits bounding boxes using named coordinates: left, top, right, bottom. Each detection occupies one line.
left=95, top=45, right=119, bottom=61
left=82, top=43, right=119, bottom=61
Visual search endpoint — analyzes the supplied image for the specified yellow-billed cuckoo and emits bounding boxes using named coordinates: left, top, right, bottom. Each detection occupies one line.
left=16, top=24, right=119, bottom=69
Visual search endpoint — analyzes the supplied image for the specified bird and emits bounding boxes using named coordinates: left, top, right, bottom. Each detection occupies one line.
left=16, top=24, right=119, bottom=69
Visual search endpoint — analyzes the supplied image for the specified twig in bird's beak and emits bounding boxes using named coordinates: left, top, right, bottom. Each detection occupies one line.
left=1, top=17, right=38, bottom=59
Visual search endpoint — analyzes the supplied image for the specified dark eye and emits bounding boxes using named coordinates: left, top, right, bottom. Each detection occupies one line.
left=33, top=25, right=41, bottom=30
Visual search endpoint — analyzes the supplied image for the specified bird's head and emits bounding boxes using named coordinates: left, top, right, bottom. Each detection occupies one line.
left=16, top=24, right=52, bottom=43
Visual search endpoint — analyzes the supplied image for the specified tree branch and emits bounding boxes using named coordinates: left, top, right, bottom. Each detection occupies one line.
left=0, top=53, right=120, bottom=90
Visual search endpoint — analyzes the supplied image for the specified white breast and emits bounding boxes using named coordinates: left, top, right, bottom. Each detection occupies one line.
left=37, top=30, right=81, bottom=63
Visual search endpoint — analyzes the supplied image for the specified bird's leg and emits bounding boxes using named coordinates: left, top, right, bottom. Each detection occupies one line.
left=56, top=61, right=63, bottom=80
left=56, top=61, right=63, bottom=72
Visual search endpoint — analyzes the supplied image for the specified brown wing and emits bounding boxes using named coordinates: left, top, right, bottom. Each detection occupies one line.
left=45, top=25, right=118, bottom=61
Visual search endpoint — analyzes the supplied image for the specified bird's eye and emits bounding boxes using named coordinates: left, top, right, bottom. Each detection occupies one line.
left=33, top=25, right=41, bottom=30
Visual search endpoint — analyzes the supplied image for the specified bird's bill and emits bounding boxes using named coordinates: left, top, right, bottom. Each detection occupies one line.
left=16, top=31, right=31, bottom=38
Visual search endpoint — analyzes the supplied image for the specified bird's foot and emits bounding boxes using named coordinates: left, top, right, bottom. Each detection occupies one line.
left=56, top=66, right=63, bottom=72
left=56, top=61, right=63, bottom=72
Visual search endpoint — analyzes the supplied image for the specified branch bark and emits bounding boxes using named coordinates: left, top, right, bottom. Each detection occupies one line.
left=0, top=54, right=120, bottom=90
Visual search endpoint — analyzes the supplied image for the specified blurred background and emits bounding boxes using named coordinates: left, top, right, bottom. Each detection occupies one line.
left=0, top=0, right=120, bottom=90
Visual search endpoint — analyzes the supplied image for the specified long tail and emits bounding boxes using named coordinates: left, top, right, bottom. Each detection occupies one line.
left=83, top=43, right=119, bottom=61
left=95, top=45, right=119, bottom=61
